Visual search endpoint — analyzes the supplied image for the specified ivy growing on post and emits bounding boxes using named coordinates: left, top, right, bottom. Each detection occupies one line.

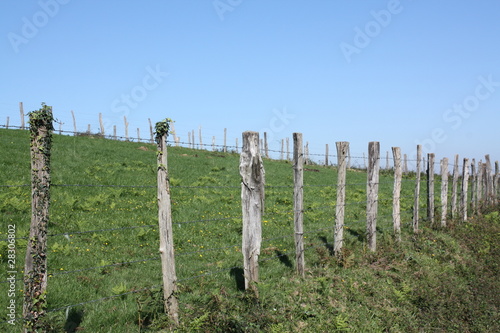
left=24, top=103, right=54, bottom=332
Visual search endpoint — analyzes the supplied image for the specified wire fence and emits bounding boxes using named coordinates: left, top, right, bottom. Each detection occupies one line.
left=1, top=124, right=499, bottom=329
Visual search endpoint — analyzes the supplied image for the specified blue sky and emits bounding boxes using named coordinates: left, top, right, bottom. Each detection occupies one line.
left=1, top=0, right=499, bottom=169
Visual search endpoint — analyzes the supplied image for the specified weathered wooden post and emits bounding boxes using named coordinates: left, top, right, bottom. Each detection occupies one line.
left=293, top=133, right=305, bottom=277
left=6, top=116, right=10, bottom=129
left=71, top=110, right=77, bottom=134
left=335, top=142, right=349, bottom=257
left=403, top=154, right=408, bottom=174
left=451, top=154, right=459, bottom=219
left=470, top=159, right=477, bottom=214
left=24, top=104, right=53, bottom=332
left=19, top=101, right=25, bottom=129
left=148, top=118, right=154, bottom=143
left=392, top=147, right=402, bottom=242
left=460, top=158, right=470, bottom=222
left=367, top=142, right=380, bottom=252
left=155, top=119, right=179, bottom=326
left=325, top=144, right=329, bottom=166
left=264, top=132, right=269, bottom=158
left=281, top=139, right=284, bottom=160
left=413, top=145, right=422, bottom=233
left=427, top=153, right=435, bottom=226
left=99, top=112, right=104, bottom=135
left=440, top=158, right=449, bottom=227
left=240, top=131, right=265, bottom=294
left=477, top=161, right=484, bottom=205
left=199, top=126, right=203, bottom=149
left=484, top=155, right=494, bottom=205
left=286, top=137, right=290, bottom=161
left=124, top=116, right=129, bottom=141
left=223, top=128, right=227, bottom=153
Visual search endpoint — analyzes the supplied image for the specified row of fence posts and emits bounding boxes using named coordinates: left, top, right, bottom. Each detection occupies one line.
left=21, top=107, right=499, bottom=329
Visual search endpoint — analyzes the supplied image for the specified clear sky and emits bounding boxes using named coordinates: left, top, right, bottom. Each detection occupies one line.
left=1, top=0, right=499, bottom=169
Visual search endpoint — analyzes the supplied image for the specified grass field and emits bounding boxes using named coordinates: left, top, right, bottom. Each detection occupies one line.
left=0, top=128, right=498, bottom=332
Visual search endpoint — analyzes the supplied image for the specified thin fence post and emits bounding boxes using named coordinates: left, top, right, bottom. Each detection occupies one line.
left=460, top=158, right=470, bottom=222
left=99, top=113, right=104, bottom=135
left=240, top=131, right=264, bottom=294
left=471, top=159, right=477, bottom=214
left=113, top=125, right=117, bottom=140
left=403, top=154, right=408, bottom=174
left=484, top=155, right=494, bottom=205
left=20, top=102, right=25, bottom=130
left=24, top=104, right=53, bottom=332
left=413, top=145, right=422, bottom=232
left=325, top=144, right=329, bottom=166
left=335, top=142, right=349, bottom=257
left=235, top=138, right=238, bottom=153
left=192, top=130, right=195, bottom=149
left=293, top=133, right=305, bottom=277
left=149, top=118, right=154, bottom=143
left=451, top=154, right=459, bottom=219
left=281, top=139, right=284, bottom=160
left=305, top=141, right=309, bottom=165
left=71, top=110, right=77, bottom=134
left=286, top=137, right=290, bottom=161
left=86, top=124, right=91, bottom=135
left=199, top=126, right=203, bottom=150
left=495, top=161, right=500, bottom=203
left=427, top=153, right=435, bottom=226
left=392, top=147, right=402, bottom=242
left=137, top=128, right=140, bottom=142
left=264, top=132, right=269, bottom=158
left=440, top=158, right=449, bottom=227
left=6, top=116, right=9, bottom=129
left=386, top=151, right=390, bottom=170
left=124, top=116, right=129, bottom=141
left=367, top=142, right=380, bottom=252
left=155, top=120, right=179, bottom=326
left=212, top=136, right=216, bottom=151
left=477, top=161, right=483, bottom=205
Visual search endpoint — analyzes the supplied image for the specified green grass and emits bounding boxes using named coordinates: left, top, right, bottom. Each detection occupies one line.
left=0, top=128, right=498, bottom=332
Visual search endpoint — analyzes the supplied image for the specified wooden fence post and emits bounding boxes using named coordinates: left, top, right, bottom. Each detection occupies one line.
left=71, top=110, right=77, bottom=134
left=240, top=131, right=265, bottom=294
left=386, top=151, right=390, bottom=170
left=367, top=142, right=380, bottom=252
left=403, top=154, right=408, bottom=174
left=149, top=118, right=154, bottom=143
left=484, top=155, right=494, bottom=205
left=113, top=125, right=117, bottom=140
left=495, top=161, right=500, bottom=203
left=325, top=144, right=329, bottom=166
left=440, top=158, right=449, bottom=227
left=280, top=139, right=284, bottom=160
left=155, top=119, right=179, bottom=326
left=305, top=141, right=309, bottom=165
left=392, top=147, right=402, bottom=242
left=6, top=116, right=10, bottom=129
left=471, top=159, right=477, bottom=214
left=477, top=161, right=484, bottom=205
left=293, top=133, right=305, bottom=277
left=286, top=137, right=290, bottom=161
left=460, top=158, right=470, bottom=222
left=451, top=154, right=459, bottom=219
left=413, top=145, right=422, bottom=233
left=427, top=153, right=435, bottom=226
left=124, top=116, right=129, bottom=141
left=99, top=113, right=104, bottom=135
left=335, top=142, right=349, bottom=257
left=19, top=102, right=25, bottom=129
left=24, top=104, right=53, bottom=332
left=264, top=132, right=269, bottom=158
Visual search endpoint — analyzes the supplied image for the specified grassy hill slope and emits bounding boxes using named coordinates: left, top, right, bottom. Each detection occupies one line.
left=0, top=128, right=498, bottom=332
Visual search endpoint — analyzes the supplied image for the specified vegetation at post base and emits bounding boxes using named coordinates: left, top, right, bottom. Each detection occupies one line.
left=0, top=128, right=498, bottom=332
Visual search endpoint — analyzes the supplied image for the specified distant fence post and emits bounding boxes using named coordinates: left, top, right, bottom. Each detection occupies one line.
left=148, top=118, right=154, bottom=143
left=223, top=128, right=227, bottom=153
left=477, top=161, right=484, bottom=204
left=451, top=154, right=459, bottom=219
left=6, top=116, right=10, bottom=129
left=124, top=116, right=129, bottom=141
left=427, top=153, right=435, bottom=226
left=293, top=133, right=305, bottom=277
left=325, top=144, right=329, bottom=166
left=264, top=132, right=269, bottom=158
left=71, top=110, right=77, bottom=134
left=440, top=158, right=449, bottom=227
left=484, top=155, right=494, bottom=205
left=460, top=158, right=470, bottom=222
left=471, top=159, right=477, bottom=214
left=99, top=113, right=104, bottom=135
left=19, top=102, right=25, bottom=129
left=24, top=104, right=53, bottom=332
left=366, top=142, right=380, bottom=252
left=413, top=145, right=422, bottom=233
left=155, top=119, right=179, bottom=326
left=240, top=131, right=265, bottom=294
left=335, top=142, right=349, bottom=257
left=392, top=147, right=402, bottom=242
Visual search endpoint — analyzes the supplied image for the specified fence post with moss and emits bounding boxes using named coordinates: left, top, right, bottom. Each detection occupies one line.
left=23, top=104, right=53, bottom=332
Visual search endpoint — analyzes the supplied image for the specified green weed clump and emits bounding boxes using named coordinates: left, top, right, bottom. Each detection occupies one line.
left=0, top=128, right=498, bottom=332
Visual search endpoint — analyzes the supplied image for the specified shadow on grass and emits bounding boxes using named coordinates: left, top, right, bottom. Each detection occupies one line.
left=64, top=307, right=84, bottom=333
left=318, top=236, right=334, bottom=255
left=275, top=250, right=293, bottom=268
left=230, top=267, right=245, bottom=291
